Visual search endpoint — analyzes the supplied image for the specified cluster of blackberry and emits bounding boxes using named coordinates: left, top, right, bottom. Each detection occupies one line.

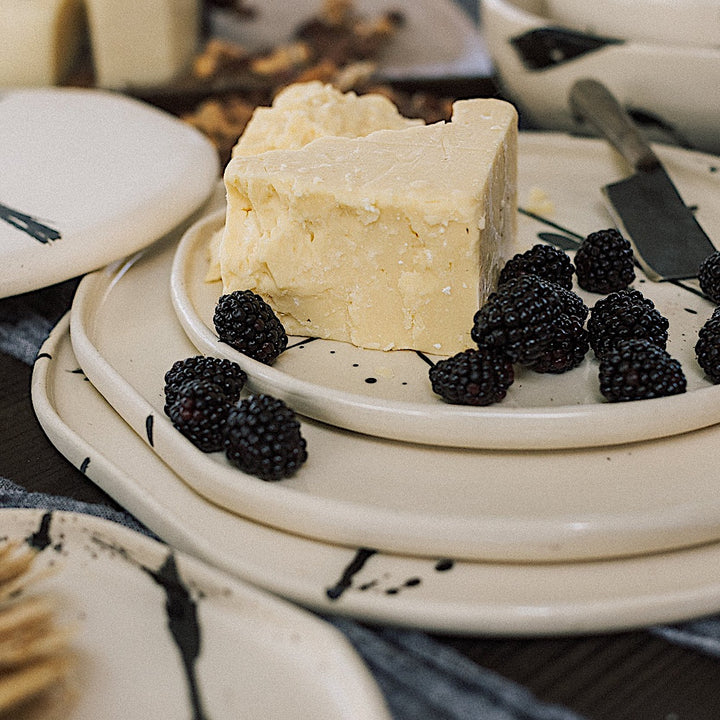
left=430, top=232, right=696, bottom=405
left=164, top=353, right=306, bottom=481
left=167, top=239, right=720, bottom=459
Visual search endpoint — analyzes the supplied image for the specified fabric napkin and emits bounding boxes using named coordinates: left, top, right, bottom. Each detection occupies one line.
left=4, top=281, right=720, bottom=720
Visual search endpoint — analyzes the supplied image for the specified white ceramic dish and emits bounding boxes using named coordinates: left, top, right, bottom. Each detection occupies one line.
left=546, top=0, right=720, bottom=48
left=66, top=135, right=720, bottom=565
left=0, top=507, right=390, bottom=720
left=31, top=315, right=720, bottom=634
left=172, top=134, right=720, bottom=451
left=481, top=0, right=720, bottom=155
left=0, top=88, right=218, bottom=299
left=211, top=0, right=492, bottom=80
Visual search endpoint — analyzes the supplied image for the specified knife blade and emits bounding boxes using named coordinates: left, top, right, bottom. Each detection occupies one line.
left=568, top=78, right=715, bottom=281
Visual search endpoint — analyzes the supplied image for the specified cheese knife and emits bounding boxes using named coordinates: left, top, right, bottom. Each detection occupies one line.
left=568, top=78, right=715, bottom=281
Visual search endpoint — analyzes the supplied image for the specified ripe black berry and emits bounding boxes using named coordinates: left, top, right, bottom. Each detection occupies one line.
left=471, top=274, right=588, bottom=369
left=526, top=314, right=589, bottom=374
left=698, top=251, right=720, bottom=304
left=429, top=346, right=514, bottom=405
left=587, top=289, right=669, bottom=360
left=166, top=379, right=232, bottom=452
left=695, top=308, right=720, bottom=383
left=499, top=243, right=575, bottom=290
left=224, top=394, right=307, bottom=481
left=598, top=339, right=686, bottom=402
left=164, top=355, right=247, bottom=410
left=213, top=290, right=288, bottom=364
left=575, top=229, right=636, bottom=294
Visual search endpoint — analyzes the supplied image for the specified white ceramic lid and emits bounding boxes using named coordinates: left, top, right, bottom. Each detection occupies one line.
left=0, top=87, right=218, bottom=299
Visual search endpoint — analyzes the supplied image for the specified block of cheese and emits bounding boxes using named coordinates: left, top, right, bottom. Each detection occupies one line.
left=219, top=96, right=518, bottom=355
left=232, top=81, right=423, bottom=157
left=85, top=0, right=200, bottom=88
left=207, top=81, right=423, bottom=282
left=0, top=0, right=86, bottom=86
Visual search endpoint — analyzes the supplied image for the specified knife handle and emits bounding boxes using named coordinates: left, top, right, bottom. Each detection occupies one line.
left=569, top=78, right=660, bottom=173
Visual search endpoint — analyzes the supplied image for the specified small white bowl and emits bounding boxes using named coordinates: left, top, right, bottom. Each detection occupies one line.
left=547, top=0, right=720, bottom=48
left=481, top=0, right=720, bottom=155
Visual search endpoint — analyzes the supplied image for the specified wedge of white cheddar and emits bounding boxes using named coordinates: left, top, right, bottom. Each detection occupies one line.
left=207, top=81, right=422, bottom=280
left=220, top=97, right=518, bottom=355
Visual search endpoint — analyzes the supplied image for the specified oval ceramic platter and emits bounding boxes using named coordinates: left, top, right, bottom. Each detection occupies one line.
left=68, top=135, right=720, bottom=564
left=172, top=133, right=720, bottom=451
left=32, top=316, right=720, bottom=634
left=0, top=507, right=390, bottom=720
left=0, top=88, right=218, bottom=299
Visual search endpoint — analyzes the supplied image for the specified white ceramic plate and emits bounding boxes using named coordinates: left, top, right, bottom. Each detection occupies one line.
left=0, top=87, right=218, bottom=299
left=210, top=0, right=492, bottom=80
left=172, top=133, right=720, bottom=451
left=67, top=145, right=720, bottom=564
left=31, top=316, right=720, bottom=634
left=0, top=507, right=390, bottom=720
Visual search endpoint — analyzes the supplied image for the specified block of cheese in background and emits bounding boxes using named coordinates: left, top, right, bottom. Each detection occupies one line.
left=85, top=0, right=200, bottom=88
left=0, top=0, right=86, bottom=86
left=220, top=96, right=518, bottom=355
left=0, top=0, right=199, bottom=89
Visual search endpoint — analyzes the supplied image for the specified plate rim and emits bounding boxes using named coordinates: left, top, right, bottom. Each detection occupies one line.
left=29, top=314, right=720, bottom=635
left=171, top=132, right=720, bottom=451
left=0, top=502, right=391, bottom=719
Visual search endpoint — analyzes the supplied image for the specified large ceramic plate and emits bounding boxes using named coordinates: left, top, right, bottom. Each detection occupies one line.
left=68, top=164, right=720, bottom=563
left=210, top=0, right=492, bottom=80
left=172, top=133, right=720, bottom=450
left=0, top=88, right=218, bottom=299
left=31, top=316, right=720, bottom=634
left=0, top=507, right=390, bottom=720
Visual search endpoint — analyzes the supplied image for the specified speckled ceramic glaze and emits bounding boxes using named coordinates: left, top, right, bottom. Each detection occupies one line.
left=31, top=315, right=720, bottom=635
left=0, top=88, right=218, bottom=299
left=63, top=134, right=720, bottom=567
left=0, top=508, right=390, bottom=719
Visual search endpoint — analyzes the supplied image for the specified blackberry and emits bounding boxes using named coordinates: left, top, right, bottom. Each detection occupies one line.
left=598, top=339, right=686, bottom=402
left=429, top=346, right=514, bottom=406
left=587, top=289, right=669, bottom=360
left=698, top=251, right=720, bottom=304
left=575, top=229, right=636, bottom=294
left=224, top=394, right=307, bottom=481
left=164, top=355, right=246, bottom=410
left=213, top=290, right=288, bottom=364
left=499, top=244, right=575, bottom=290
left=471, top=274, right=588, bottom=367
left=526, top=314, right=589, bottom=374
left=695, top=308, right=720, bottom=383
left=166, top=379, right=232, bottom=452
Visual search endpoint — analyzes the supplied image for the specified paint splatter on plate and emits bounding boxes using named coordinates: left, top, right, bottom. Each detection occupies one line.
left=0, top=508, right=389, bottom=720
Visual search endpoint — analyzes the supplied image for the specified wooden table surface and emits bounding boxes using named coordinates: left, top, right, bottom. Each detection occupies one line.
left=2, top=281, right=720, bottom=720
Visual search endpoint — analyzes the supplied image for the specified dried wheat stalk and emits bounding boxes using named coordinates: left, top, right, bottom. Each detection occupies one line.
left=0, top=542, right=75, bottom=717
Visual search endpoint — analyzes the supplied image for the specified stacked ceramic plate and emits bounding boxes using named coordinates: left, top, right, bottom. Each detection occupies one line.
left=481, top=0, right=720, bottom=154
left=31, top=112, right=720, bottom=637
left=3, top=87, right=393, bottom=720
